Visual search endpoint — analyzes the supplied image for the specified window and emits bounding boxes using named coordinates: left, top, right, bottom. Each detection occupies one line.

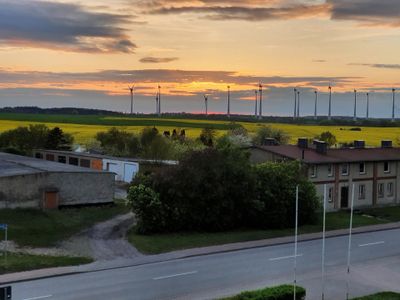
left=378, top=183, right=384, bottom=198
left=328, top=187, right=333, bottom=203
left=46, top=154, right=54, bottom=161
left=384, top=162, right=390, bottom=173
left=358, top=184, right=366, bottom=200
left=69, top=157, right=79, bottom=166
left=328, top=164, right=333, bottom=177
left=58, top=156, right=66, bottom=164
left=80, top=159, right=91, bottom=168
left=35, top=152, right=43, bottom=159
left=341, top=164, right=349, bottom=176
left=310, top=165, right=317, bottom=178
left=359, top=162, right=366, bottom=174
left=387, top=182, right=394, bottom=197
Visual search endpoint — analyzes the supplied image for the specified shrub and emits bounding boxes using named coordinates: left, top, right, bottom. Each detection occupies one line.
left=314, top=131, right=337, bottom=146
left=253, top=126, right=289, bottom=145
left=220, top=284, right=306, bottom=300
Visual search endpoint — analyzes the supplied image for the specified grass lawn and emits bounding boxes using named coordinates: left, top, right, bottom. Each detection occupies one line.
left=0, top=203, right=129, bottom=248
left=352, top=292, right=400, bottom=300
left=0, top=252, right=92, bottom=275
left=128, top=207, right=398, bottom=254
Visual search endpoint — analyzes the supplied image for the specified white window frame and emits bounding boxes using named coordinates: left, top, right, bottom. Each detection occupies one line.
left=328, top=187, right=333, bottom=203
left=359, top=162, right=366, bottom=174
left=328, top=164, right=333, bottom=177
left=358, top=184, right=366, bottom=200
left=341, top=163, right=349, bottom=176
left=310, top=165, right=317, bottom=178
left=378, top=183, right=384, bottom=198
left=384, top=161, right=391, bottom=173
left=387, top=182, right=394, bottom=197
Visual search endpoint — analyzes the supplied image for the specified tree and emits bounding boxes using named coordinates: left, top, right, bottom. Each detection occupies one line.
left=96, top=127, right=139, bottom=157
left=315, top=131, right=337, bottom=146
left=253, top=126, right=289, bottom=145
left=45, top=127, right=73, bottom=150
left=199, top=128, right=216, bottom=147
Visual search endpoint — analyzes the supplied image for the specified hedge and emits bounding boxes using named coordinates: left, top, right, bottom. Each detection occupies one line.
left=220, top=284, right=306, bottom=300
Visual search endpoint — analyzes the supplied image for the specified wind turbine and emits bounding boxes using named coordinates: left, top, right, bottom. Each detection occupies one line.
left=227, top=85, right=231, bottom=118
left=328, top=86, right=332, bottom=120
left=293, top=88, right=297, bottom=119
left=353, top=89, right=357, bottom=121
left=366, top=92, right=369, bottom=119
left=204, top=95, right=208, bottom=116
left=128, top=84, right=135, bottom=114
left=254, top=90, right=258, bottom=118
left=392, top=88, right=396, bottom=122
left=155, top=93, right=159, bottom=115
left=297, top=90, right=300, bottom=118
left=158, top=85, right=161, bottom=117
left=258, top=83, right=263, bottom=119
left=314, top=90, right=318, bottom=120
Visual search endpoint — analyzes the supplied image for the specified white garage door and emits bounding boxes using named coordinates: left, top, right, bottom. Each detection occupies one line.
left=124, top=163, right=139, bottom=183
left=106, top=162, right=119, bottom=180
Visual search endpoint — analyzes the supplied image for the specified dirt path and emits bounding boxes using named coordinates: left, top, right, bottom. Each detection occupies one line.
left=61, top=212, right=142, bottom=261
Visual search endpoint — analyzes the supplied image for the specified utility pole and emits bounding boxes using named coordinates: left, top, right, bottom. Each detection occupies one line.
left=204, top=95, right=208, bottom=116
left=297, top=91, right=300, bottom=118
left=259, top=83, right=263, bottom=120
left=254, top=90, right=258, bottom=118
left=128, top=84, right=135, bottom=114
left=353, top=89, right=357, bottom=121
left=346, top=184, right=355, bottom=300
left=227, top=85, right=231, bottom=118
left=293, top=88, right=297, bottom=119
left=328, top=86, right=332, bottom=120
left=392, top=88, right=396, bottom=122
left=366, top=93, right=369, bottom=119
left=314, top=90, right=318, bottom=120
left=293, top=185, right=299, bottom=300
left=321, top=185, right=327, bottom=300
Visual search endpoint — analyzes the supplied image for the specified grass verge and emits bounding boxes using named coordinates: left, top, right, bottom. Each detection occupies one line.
left=0, top=202, right=129, bottom=248
left=352, top=292, right=400, bottom=300
left=128, top=207, right=399, bottom=254
left=0, top=252, right=92, bottom=275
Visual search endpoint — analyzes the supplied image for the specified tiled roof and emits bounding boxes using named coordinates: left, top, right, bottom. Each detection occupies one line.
left=255, top=145, right=400, bottom=164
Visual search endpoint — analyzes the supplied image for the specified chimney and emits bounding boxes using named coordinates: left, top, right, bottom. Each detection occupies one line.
left=315, top=140, right=328, bottom=154
left=381, top=140, right=393, bottom=148
left=263, top=138, right=278, bottom=146
left=354, top=140, right=365, bottom=149
left=297, top=138, right=308, bottom=149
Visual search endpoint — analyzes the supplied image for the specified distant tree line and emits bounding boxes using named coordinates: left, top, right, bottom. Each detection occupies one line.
left=0, top=125, right=73, bottom=155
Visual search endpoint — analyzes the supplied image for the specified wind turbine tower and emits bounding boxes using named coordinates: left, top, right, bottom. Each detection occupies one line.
left=158, top=85, right=161, bottom=117
left=366, top=93, right=369, bottom=119
left=353, top=89, right=357, bottom=121
left=258, top=83, right=263, bottom=119
left=392, top=88, right=396, bottom=122
left=128, top=84, right=135, bottom=114
left=227, top=85, right=231, bottom=118
left=297, top=90, right=300, bottom=118
left=314, top=90, right=318, bottom=120
left=293, top=88, right=297, bottom=119
left=254, top=90, right=258, bottom=118
left=328, top=86, right=332, bottom=120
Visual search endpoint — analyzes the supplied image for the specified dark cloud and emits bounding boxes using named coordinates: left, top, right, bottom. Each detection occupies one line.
left=349, top=63, right=400, bottom=69
left=313, top=59, right=327, bottom=63
left=328, top=0, right=400, bottom=27
left=140, top=57, right=179, bottom=63
left=0, top=0, right=137, bottom=53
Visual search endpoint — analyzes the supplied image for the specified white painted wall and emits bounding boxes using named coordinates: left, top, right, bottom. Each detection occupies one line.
left=103, top=159, right=139, bottom=183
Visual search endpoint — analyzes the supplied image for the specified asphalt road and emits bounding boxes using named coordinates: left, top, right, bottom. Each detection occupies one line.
left=10, top=228, right=400, bottom=300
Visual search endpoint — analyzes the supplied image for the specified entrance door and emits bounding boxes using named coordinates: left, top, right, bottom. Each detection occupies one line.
left=341, top=186, right=349, bottom=208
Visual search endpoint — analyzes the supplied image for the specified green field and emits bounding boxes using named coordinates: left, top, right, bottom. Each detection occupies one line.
left=0, top=113, right=399, bottom=146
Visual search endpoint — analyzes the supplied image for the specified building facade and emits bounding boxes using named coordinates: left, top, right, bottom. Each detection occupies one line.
left=250, top=139, right=400, bottom=211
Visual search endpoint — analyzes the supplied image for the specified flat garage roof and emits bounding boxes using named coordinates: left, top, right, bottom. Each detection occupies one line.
left=0, top=152, right=102, bottom=178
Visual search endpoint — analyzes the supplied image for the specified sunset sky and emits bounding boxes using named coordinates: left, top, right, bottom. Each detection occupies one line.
left=1, top=0, right=400, bottom=117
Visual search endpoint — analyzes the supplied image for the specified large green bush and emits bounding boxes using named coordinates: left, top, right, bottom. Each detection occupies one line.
left=220, top=284, right=306, bottom=300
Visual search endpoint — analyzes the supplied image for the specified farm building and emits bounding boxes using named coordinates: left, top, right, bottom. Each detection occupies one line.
left=34, top=149, right=178, bottom=183
left=249, top=139, right=400, bottom=211
left=0, top=152, right=114, bottom=209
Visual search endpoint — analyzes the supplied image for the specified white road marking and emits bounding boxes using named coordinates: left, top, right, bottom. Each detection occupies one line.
left=22, top=295, right=53, bottom=300
left=269, top=254, right=303, bottom=261
left=153, top=271, right=198, bottom=280
left=359, top=241, right=385, bottom=247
